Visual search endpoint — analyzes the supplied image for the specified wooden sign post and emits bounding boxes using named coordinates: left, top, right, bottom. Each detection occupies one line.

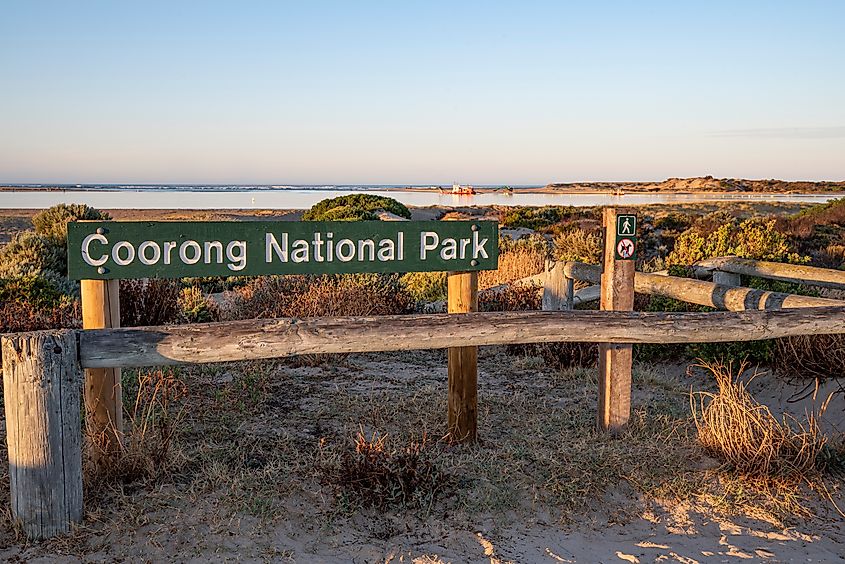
left=81, top=279, right=123, bottom=459
left=447, top=270, right=478, bottom=442
left=598, top=208, right=636, bottom=433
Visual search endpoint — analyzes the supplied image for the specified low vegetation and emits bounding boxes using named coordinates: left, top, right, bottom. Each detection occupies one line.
left=2, top=198, right=844, bottom=556
left=692, top=361, right=828, bottom=479
left=302, top=193, right=412, bottom=221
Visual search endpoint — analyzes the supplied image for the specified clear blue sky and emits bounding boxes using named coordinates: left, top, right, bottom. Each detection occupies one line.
left=1, top=1, right=843, bottom=184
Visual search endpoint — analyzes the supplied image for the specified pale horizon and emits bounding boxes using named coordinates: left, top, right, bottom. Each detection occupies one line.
left=2, top=1, right=844, bottom=185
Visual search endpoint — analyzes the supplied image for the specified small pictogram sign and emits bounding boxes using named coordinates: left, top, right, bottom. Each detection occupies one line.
left=616, top=238, right=635, bottom=259
left=617, top=215, right=636, bottom=237
left=613, top=213, right=637, bottom=260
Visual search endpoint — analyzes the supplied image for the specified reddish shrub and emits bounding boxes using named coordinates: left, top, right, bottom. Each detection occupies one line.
left=0, top=299, right=81, bottom=333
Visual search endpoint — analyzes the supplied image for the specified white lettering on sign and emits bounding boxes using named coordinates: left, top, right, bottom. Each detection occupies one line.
left=421, top=231, right=439, bottom=260
left=138, top=241, right=161, bottom=265
left=420, top=230, right=489, bottom=260
left=82, top=233, right=109, bottom=267
left=112, top=241, right=135, bottom=266
left=82, top=235, right=248, bottom=271
left=226, top=241, right=247, bottom=271
left=265, top=232, right=405, bottom=264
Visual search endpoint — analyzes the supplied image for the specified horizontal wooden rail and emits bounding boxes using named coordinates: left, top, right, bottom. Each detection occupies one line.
left=562, top=262, right=845, bottom=311
left=77, top=307, right=845, bottom=368
left=695, top=256, right=845, bottom=290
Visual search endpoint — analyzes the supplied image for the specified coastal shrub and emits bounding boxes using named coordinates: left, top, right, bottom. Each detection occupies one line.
left=224, top=274, right=411, bottom=364
left=786, top=197, right=845, bottom=238
left=653, top=212, right=694, bottom=233
left=0, top=297, right=80, bottom=333
left=32, top=203, right=111, bottom=242
left=178, top=286, right=220, bottom=323
left=479, top=284, right=597, bottom=368
left=0, top=271, right=78, bottom=309
left=225, top=273, right=413, bottom=320
left=181, top=276, right=250, bottom=294
left=320, top=430, right=447, bottom=510
left=667, top=215, right=803, bottom=266
left=500, top=206, right=579, bottom=230
left=479, top=284, right=541, bottom=312
left=400, top=271, right=447, bottom=304
left=303, top=194, right=411, bottom=221
left=119, top=279, right=182, bottom=327
left=0, top=204, right=110, bottom=280
left=479, top=234, right=549, bottom=290
left=634, top=293, right=774, bottom=364
left=552, top=227, right=602, bottom=264
left=0, top=231, right=67, bottom=278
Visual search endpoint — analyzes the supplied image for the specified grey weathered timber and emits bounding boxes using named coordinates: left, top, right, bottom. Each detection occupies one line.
left=572, top=285, right=600, bottom=305
left=1, top=330, right=83, bottom=539
left=712, top=270, right=742, bottom=287
left=542, top=262, right=570, bottom=311
left=562, top=261, right=845, bottom=310
left=78, top=307, right=845, bottom=368
left=696, top=256, right=845, bottom=290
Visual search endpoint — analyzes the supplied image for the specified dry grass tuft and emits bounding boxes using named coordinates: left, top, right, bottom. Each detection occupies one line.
left=691, top=361, right=827, bottom=480
left=86, top=368, right=187, bottom=488
left=479, top=284, right=541, bottom=312
left=319, top=429, right=448, bottom=512
left=478, top=246, right=547, bottom=290
left=774, top=334, right=845, bottom=386
left=224, top=274, right=412, bottom=320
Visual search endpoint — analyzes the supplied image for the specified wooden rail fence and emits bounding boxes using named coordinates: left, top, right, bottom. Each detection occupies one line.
left=6, top=215, right=845, bottom=538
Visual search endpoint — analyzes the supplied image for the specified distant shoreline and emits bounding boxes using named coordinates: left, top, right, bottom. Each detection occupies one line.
left=3, top=175, right=845, bottom=196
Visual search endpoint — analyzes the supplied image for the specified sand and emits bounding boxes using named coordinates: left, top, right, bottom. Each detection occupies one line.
left=1, top=350, right=843, bottom=562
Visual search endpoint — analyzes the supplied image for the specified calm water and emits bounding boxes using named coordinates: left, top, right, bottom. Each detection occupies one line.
left=1, top=188, right=840, bottom=210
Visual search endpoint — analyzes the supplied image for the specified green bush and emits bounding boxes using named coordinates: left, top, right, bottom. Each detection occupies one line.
left=0, top=231, right=67, bottom=278
left=0, top=272, right=78, bottom=310
left=653, top=213, right=693, bottom=232
left=667, top=215, right=804, bottom=266
left=32, top=203, right=111, bottom=242
left=498, top=233, right=550, bottom=255
left=500, top=206, right=580, bottom=230
left=552, top=227, right=602, bottom=263
left=400, top=271, right=447, bottom=304
left=303, top=194, right=411, bottom=221
left=0, top=204, right=110, bottom=279
left=178, top=286, right=220, bottom=323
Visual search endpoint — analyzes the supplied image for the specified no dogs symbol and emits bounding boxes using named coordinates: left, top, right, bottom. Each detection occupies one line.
left=616, top=237, right=635, bottom=259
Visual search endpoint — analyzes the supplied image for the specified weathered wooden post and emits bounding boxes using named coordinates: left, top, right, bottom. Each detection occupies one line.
left=543, top=261, right=574, bottom=311
left=598, top=208, right=636, bottom=433
left=712, top=269, right=741, bottom=287
left=81, top=279, right=123, bottom=458
left=447, top=270, right=479, bottom=442
left=1, top=329, right=84, bottom=538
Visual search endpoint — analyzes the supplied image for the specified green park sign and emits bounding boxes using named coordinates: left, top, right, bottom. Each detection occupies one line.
left=67, top=220, right=499, bottom=280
